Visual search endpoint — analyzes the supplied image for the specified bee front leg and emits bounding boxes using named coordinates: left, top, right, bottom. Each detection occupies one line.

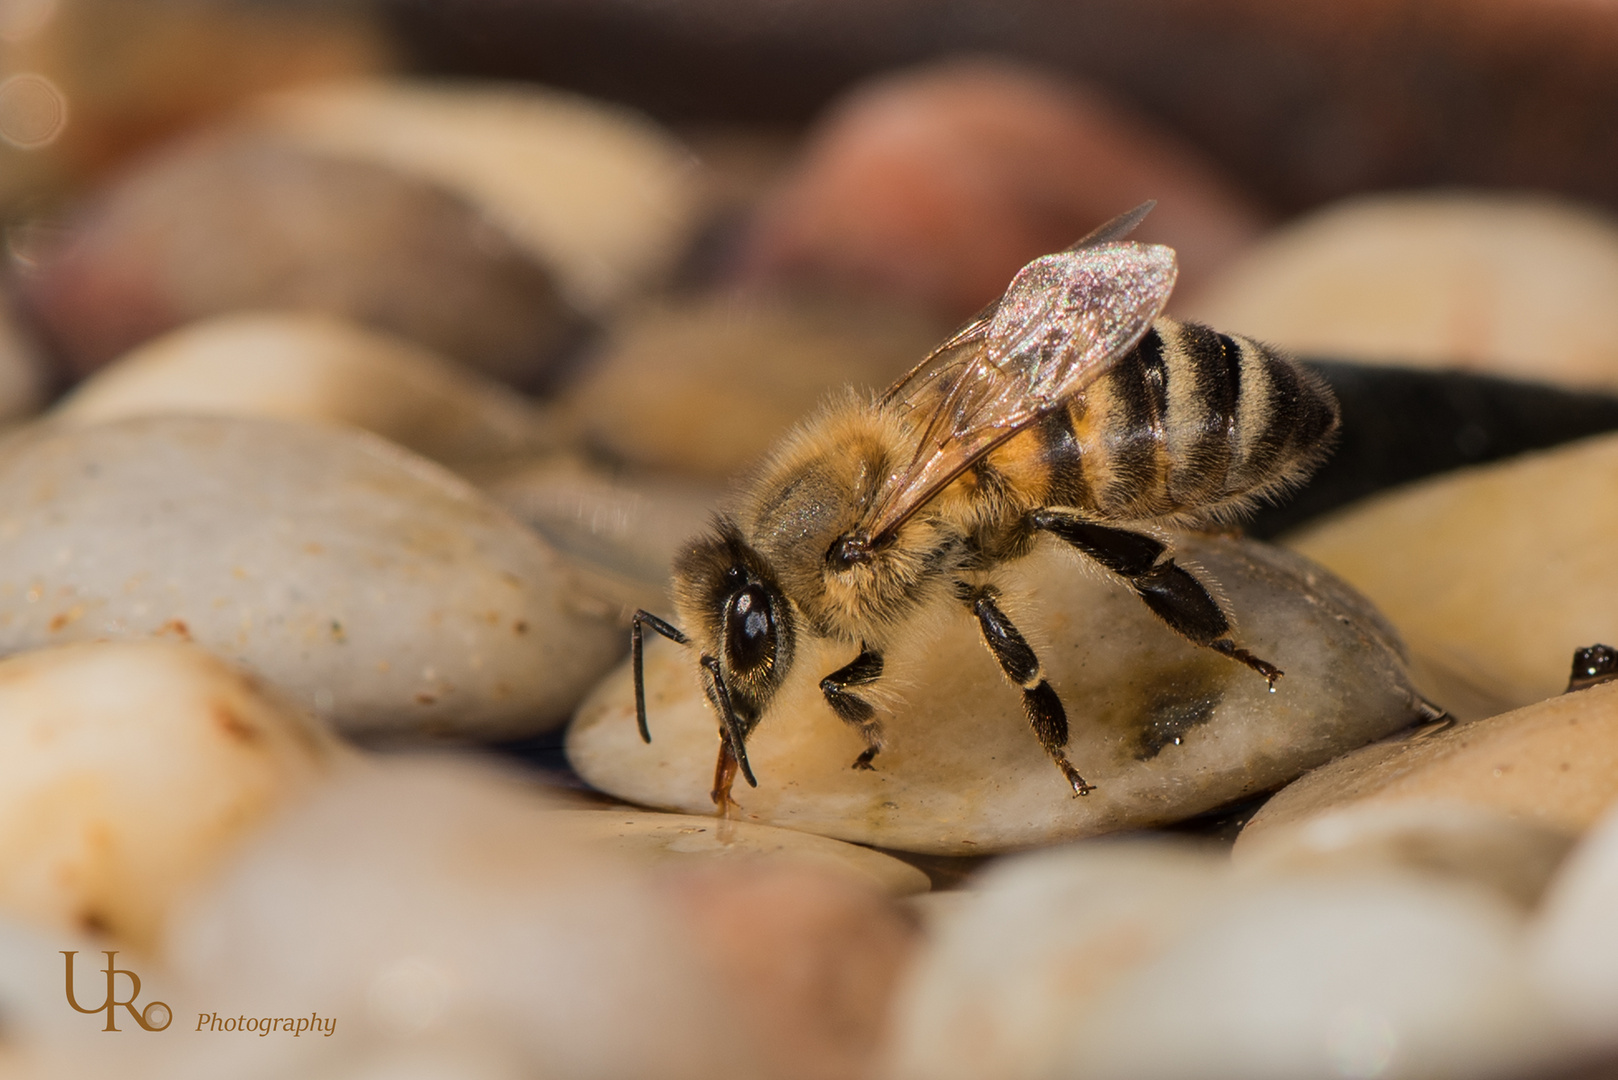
left=1029, top=511, right=1283, bottom=688
left=958, top=583, right=1094, bottom=796
left=819, top=646, right=885, bottom=770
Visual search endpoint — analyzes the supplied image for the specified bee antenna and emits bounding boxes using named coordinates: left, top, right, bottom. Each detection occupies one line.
left=631, top=610, right=690, bottom=743
left=700, top=654, right=759, bottom=788
left=1070, top=200, right=1156, bottom=250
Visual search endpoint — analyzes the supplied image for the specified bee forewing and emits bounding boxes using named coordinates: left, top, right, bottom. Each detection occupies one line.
left=867, top=242, right=1177, bottom=541
left=984, top=242, right=1178, bottom=395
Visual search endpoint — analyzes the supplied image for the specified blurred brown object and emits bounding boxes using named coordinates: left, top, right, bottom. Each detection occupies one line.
left=15, top=131, right=583, bottom=386
left=560, top=291, right=945, bottom=478
left=733, top=59, right=1267, bottom=318
left=385, top=0, right=1618, bottom=219
left=667, top=862, right=920, bottom=1080
left=0, top=0, right=391, bottom=210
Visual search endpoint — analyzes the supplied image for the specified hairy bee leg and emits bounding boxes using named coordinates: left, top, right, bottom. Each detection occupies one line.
left=960, top=584, right=1094, bottom=796
left=631, top=610, right=689, bottom=743
left=819, top=647, right=885, bottom=770
left=1029, top=510, right=1283, bottom=688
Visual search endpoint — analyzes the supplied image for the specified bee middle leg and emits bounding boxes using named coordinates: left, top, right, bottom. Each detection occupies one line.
left=1029, top=509, right=1282, bottom=687
left=819, top=646, right=885, bottom=770
left=957, top=582, right=1094, bottom=796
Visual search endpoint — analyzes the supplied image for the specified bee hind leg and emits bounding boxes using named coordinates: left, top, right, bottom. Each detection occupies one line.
left=961, top=583, right=1094, bottom=796
left=820, top=647, right=886, bottom=770
left=1029, top=510, right=1282, bottom=688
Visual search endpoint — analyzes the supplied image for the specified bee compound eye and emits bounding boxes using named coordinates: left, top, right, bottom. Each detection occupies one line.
left=725, top=584, right=774, bottom=672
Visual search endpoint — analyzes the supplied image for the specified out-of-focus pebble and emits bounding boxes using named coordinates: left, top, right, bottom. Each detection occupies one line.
left=252, top=79, right=705, bottom=318
left=1532, top=800, right=1618, bottom=1052
left=539, top=809, right=928, bottom=896
left=165, top=757, right=915, bottom=1080
left=1232, top=801, right=1576, bottom=910
left=559, top=292, right=944, bottom=478
left=885, top=840, right=1227, bottom=1080
left=18, top=131, right=581, bottom=385
left=735, top=59, right=1267, bottom=318
left=163, top=757, right=759, bottom=1079
left=53, top=312, right=556, bottom=471
left=475, top=456, right=723, bottom=603
left=0, top=0, right=389, bottom=209
left=1287, top=433, right=1618, bottom=707
left=0, top=640, right=340, bottom=952
left=667, top=861, right=920, bottom=1080
left=1050, top=877, right=1561, bottom=1080
left=0, top=416, right=623, bottom=739
left=0, top=289, right=50, bottom=422
left=1182, top=194, right=1618, bottom=392
left=1240, top=682, right=1618, bottom=843
left=569, top=535, right=1429, bottom=854
left=888, top=839, right=1567, bottom=1080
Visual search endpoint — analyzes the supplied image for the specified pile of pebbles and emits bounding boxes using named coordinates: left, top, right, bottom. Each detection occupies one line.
left=1, top=60, right=1617, bottom=1080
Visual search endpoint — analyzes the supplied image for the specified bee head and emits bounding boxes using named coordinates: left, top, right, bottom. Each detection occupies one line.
left=672, top=519, right=797, bottom=727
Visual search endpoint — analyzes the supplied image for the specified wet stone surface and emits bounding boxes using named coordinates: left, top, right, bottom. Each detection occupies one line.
left=569, top=535, right=1430, bottom=854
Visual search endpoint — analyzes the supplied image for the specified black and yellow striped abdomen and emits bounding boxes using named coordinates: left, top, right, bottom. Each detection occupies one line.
left=988, top=317, right=1339, bottom=524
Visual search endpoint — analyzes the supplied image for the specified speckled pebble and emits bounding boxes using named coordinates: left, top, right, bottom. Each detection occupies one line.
left=0, top=640, right=342, bottom=952
left=0, top=416, right=624, bottom=739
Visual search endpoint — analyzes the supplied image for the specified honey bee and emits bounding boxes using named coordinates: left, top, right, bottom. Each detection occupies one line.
left=632, top=203, right=1340, bottom=810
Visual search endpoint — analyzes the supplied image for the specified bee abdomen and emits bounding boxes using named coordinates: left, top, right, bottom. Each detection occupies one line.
left=1061, top=317, right=1338, bottom=521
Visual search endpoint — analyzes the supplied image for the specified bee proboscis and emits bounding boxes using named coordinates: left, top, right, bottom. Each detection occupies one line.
left=632, top=203, right=1340, bottom=810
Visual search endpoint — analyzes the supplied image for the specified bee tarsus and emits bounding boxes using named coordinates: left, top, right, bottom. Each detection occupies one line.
left=818, top=647, right=885, bottom=769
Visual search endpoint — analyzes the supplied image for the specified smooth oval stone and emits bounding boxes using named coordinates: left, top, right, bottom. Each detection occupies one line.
left=1182, top=194, right=1618, bottom=393
left=53, top=312, right=558, bottom=471
left=1239, top=682, right=1618, bottom=842
left=0, top=640, right=342, bottom=952
left=560, top=291, right=944, bottom=478
left=1532, top=800, right=1618, bottom=1051
left=1287, top=433, right=1618, bottom=707
left=569, top=535, right=1429, bottom=853
left=887, top=840, right=1229, bottom=1080
left=253, top=78, right=705, bottom=317
left=1232, top=801, right=1577, bottom=910
left=538, top=809, right=928, bottom=896
left=0, top=416, right=624, bottom=739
